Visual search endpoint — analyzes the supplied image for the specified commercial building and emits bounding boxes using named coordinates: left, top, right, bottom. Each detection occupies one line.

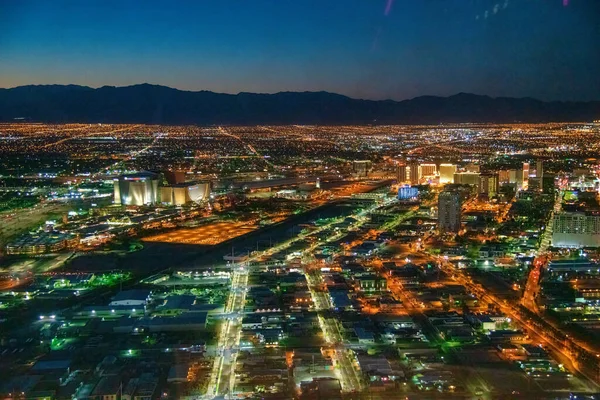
left=356, top=354, right=401, bottom=385
left=397, top=163, right=407, bottom=183
left=408, top=162, right=420, bottom=184
left=354, top=328, right=376, bottom=345
left=466, top=163, right=480, bottom=173
left=509, top=169, right=524, bottom=188
left=498, top=169, right=525, bottom=189
left=31, top=359, right=71, bottom=377
left=419, top=163, right=437, bottom=178
left=536, top=160, right=544, bottom=178
left=552, top=212, right=600, bottom=248
left=300, top=378, right=342, bottom=400
left=167, top=364, right=191, bottom=383
left=573, top=168, right=590, bottom=178
left=479, top=173, right=499, bottom=197
left=438, top=190, right=462, bottom=234
left=5, top=231, right=77, bottom=255
left=109, top=289, right=152, bottom=307
left=439, top=164, right=457, bottom=184
left=547, top=259, right=599, bottom=274
left=398, top=185, right=419, bottom=201
left=357, top=274, right=388, bottom=291
left=122, top=374, right=157, bottom=400
left=160, top=182, right=211, bottom=205
left=353, top=160, right=372, bottom=177
left=498, top=170, right=510, bottom=185
left=453, top=172, right=480, bottom=188
left=542, top=174, right=556, bottom=194
left=0, top=376, right=44, bottom=400
left=137, top=313, right=209, bottom=332
left=274, top=187, right=320, bottom=200
left=113, top=172, right=160, bottom=206
left=164, top=170, right=186, bottom=184
left=528, top=177, right=542, bottom=192
left=90, top=376, right=122, bottom=400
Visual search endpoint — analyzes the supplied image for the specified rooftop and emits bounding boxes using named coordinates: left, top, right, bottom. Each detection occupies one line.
left=91, top=376, right=122, bottom=396
left=159, top=294, right=196, bottom=310
left=31, top=359, right=71, bottom=371
left=111, top=289, right=151, bottom=303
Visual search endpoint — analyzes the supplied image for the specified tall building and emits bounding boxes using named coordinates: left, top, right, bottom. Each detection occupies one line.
left=453, top=172, right=480, bottom=189
left=528, top=177, right=542, bottom=192
left=536, top=160, right=544, bottom=178
left=408, top=162, right=420, bottom=184
left=508, top=168, right=524, bottom=188
left=439, top=164, right=457, bottom=184
left=523, top=163, right=530, bottom=182
left=398, top=185, right=419, bottom=201
left=353, top=160, right=372, bottom=178
left=466, top=163, right=480, bottom=173
left=397, top=163, right=408, bottom=183
left=114, top=172, right=160, bottom=206
left=161, top=182, right=211, bottom=205
left=498, top=170, right=510, bottom=185
left=438, top=190, right=462, bottom=234
left=164, top=170, right=186, bottom=185
left=419, top=163, right=437, bottom=178
left=552, top=212, right=600, bottom=247
left=542, top=174, right=556, bottom=195
left=479, top=173, right=499, bottom=197
left=536, top=160, right=545, bottom=191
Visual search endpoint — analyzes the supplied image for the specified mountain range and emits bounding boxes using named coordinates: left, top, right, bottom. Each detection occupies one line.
left=0, top=84, right=598, bottom=125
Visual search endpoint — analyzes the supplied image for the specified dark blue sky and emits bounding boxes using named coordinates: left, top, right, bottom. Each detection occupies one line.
left=1, top=0, right=599, bottom=101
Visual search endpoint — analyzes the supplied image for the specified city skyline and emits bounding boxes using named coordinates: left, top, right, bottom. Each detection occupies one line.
left=2, top=1, right=600, bottom=398
left=3, top=122, right=600, bottom=398
left=1, top=0, right=600, bottom=101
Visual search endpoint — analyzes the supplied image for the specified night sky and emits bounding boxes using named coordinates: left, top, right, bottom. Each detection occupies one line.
left=1, top=0, right=599, bottom=101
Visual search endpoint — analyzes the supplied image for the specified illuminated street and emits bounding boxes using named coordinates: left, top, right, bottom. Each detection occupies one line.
left=2, top=9, right=600, bottom=395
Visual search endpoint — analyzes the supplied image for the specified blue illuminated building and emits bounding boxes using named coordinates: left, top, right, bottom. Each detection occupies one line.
left=398, top=185, right=419, bottom=200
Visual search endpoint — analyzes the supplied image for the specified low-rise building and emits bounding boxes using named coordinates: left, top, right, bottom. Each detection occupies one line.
left=137, top=312, right=208, bottom=332
left=354, top=327, right=375, bottom=345
left=5, top=231, right=77, bottom=255
left=109, top=289, right=151, bottom=307
left=167, top=364, right=191, bottom=383
left=122, top=374, right=158, bottom=400
left=356, top=354, right=403, bottom=388
left=547, top=259, right=600, bottom=276
left=91, top=375, right=122, bottom=400
left=357, top=274, right=387, bottom=292
left=329, top=290, right=354, bottom=311
left=487, top=329, right=526, bottom=343
left=300, top=377, right=342, bottom=400
left=292, top=350, right=332, bottom=375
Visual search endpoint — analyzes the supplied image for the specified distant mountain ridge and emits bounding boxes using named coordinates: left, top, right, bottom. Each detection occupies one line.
left=0, top=84, right=598, bottom=124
